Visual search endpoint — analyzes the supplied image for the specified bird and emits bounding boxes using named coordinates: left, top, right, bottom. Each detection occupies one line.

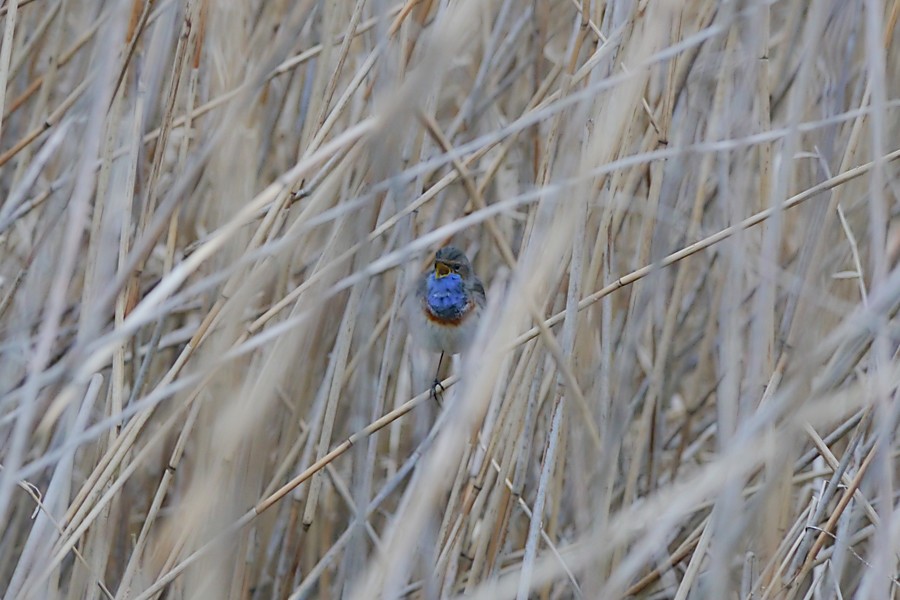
left=408, top=246, right=486, bottom=402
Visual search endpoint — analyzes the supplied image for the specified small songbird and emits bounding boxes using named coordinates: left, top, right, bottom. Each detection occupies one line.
left=408, top=246, right=486, bottom=399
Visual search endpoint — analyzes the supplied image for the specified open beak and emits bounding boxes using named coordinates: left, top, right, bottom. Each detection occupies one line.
left=434, top=262, right=452, bottom=278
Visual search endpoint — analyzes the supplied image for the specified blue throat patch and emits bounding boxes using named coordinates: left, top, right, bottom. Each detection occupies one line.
left=426, top=273, right=469, bottom=320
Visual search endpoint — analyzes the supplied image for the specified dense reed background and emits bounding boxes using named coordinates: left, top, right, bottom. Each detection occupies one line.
left=0, top=0, right=898, bottom=598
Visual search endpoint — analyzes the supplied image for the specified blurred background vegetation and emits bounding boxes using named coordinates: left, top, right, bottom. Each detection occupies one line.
left=0, top=0, right=898, bottom=598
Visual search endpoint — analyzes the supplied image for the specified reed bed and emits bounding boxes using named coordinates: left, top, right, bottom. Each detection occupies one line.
left=0, top=0, right=898, bottom=598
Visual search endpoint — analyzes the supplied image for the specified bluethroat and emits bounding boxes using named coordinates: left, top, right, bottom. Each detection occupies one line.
left=408, top=246, right=486, bottom=401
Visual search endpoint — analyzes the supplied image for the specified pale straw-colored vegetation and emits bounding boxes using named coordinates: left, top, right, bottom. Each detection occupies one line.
left=0, top=0, right=898, bottom=598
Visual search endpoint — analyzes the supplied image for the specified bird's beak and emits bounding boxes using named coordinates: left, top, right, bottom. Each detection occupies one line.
left=434, top=262, right=452, bottom=278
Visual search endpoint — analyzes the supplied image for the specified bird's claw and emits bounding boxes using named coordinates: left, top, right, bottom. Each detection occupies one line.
left=430, top=378, right=445, bottom=406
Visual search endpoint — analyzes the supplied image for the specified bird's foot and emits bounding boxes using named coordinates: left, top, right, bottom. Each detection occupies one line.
left=430, top=378, right=445, bottom=407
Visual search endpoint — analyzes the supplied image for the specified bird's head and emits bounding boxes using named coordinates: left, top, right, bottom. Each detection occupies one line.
left=432, top=246, right=473, bottom=281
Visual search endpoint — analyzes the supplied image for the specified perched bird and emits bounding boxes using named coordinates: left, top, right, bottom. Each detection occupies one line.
left=408, top=246, right=486, bottom=400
